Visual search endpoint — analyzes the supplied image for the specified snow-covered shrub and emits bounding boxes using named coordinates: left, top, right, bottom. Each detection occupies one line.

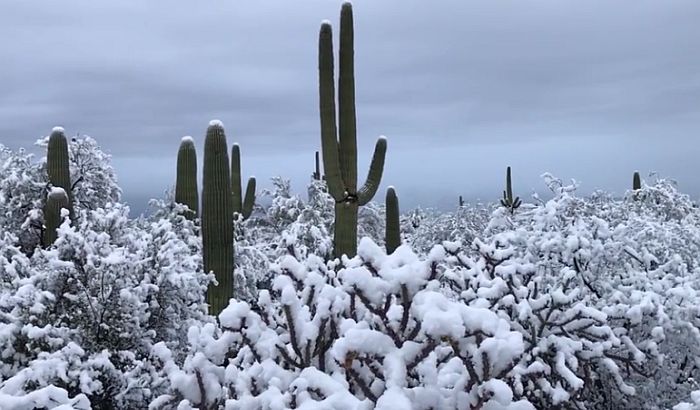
left=151, top=239, right=540, bottom=409
left=0, top=200, right=211, bottom=408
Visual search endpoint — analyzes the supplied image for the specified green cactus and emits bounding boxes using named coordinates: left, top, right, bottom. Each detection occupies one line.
left=231, top=143, right=256, bottom=220
left=459, top=195, right=464, bottom=207
left=319, top=3, right=387, bottom=258
left=313, top=151, right=321, bottom=180
left=175, top=136, right=199, bottom=219
left=385, top=187, right=400, bottom=254
left=46, top=127, right=73, bottom=219
left=201, top=120, right=234, bottom=316
left=43, top=187, right=69, bottom=247
left=633, top=171, right=641, bottom=190
left=500, top=166, right=521, bottom=213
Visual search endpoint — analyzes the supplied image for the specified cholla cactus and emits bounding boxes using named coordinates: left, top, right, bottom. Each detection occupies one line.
left=201, top=120, right=234, bottom=316
left=500, top=166, right=521, bottom=213
left=231, top=144, right=255, bottom=220
left=175, top=136, right=198, bottom=219
left=319, top=2, right=387, bottom=258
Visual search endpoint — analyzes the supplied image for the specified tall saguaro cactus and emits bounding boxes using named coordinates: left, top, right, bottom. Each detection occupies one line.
left=175, top=136, right=199, bottom=219
left=385, top=187, right=400, bottom=254
left=201, top=120, right=234, bottom=316
left=231, top=144, right=256, bottom=220
left=319, top=3, right=387, bottom=258
left=43, top=187, right=69, bottom=247
left=46, top=127, right=73, bottom=218
left=500, top=166, right=521, bottom=213
left=633, top=171, right=641, bottom=190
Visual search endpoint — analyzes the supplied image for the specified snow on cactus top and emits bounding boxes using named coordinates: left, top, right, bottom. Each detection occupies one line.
left=181, top=136, right=194, bottom=144
left=208, top=119, right=224, bottom=128
left=48, top=187, right=68, bottom=198
left=51, top=126, right=65, bottom=133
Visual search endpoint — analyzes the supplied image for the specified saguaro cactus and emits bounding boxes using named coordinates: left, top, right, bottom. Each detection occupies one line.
left=201, top=120, right=234, bottom=316
left=500, top=166, right=521, bottom=213
left=313, top=151, right=321, bottom=180
left=459, top=195, right=464, bottom=207
left=231, top=144, right=256, bottom=220
left=175, top=136, right=199, bottom=219
left=43, top=187, right=69, bottom=247
left=385, top=186, right=400, bottom=254
left=46, top=127, right=73, bottom=218
left=633, top=171, right=641, bottom=190
left=319, top=3, right=387, bottom=258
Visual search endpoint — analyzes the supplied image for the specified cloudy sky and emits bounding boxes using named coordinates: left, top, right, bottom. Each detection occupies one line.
left=1, top=0, right=699, bottom=213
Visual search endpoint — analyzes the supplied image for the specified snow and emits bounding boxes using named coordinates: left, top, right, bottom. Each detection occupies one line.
left=181, top=136, right=194, bottom=143
left=51, top=126, right=65, bottom=133
left=208, top=119, right=224, bottom=127
left=48, top=187, right=67, bottom=197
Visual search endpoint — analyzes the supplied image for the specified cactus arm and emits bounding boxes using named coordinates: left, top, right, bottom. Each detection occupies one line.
left=338, top=2, right=357, bottom=191
left=43, top=187, right=69, bottom=247
left=357, top=137, right=387, bottom=206
left=319, top=21, right=346, bottom=201
left=385, top=186, right=400, bottom=254
left=231, top=144, right=243, bottom=214
left=242, top=177, right=256, bottom=219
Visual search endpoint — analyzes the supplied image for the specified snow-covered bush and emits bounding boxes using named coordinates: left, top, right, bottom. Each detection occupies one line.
left=0, top=199, right=211, bottom=408
left=150, top=238, right=535, bottom=409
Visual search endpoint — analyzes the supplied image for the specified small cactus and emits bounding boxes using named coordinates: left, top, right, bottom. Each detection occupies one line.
left=46, top=127, right=73, bottom=219
left=201, top=120, right=234, bottom=316
left=175, top=136, right=199, bottom=219
left=385, top=187, right=400, bottom=254
left=633, top=171, right=641, bottom=190
left=313, top=151, right=322, bottom=180
left=459, top=195, right=464, bottom=207
left=231, top=144, right=256, bottom=220
left=500, top=166, right=521, bottom=213
left=43, top=187, right=69, bottom=247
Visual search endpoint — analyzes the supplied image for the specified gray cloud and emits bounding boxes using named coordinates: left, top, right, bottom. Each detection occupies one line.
left=1, top=0, right=699, bottom=213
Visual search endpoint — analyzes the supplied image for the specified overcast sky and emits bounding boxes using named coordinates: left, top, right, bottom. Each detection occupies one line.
left=1, top=0, right=699, bottom=213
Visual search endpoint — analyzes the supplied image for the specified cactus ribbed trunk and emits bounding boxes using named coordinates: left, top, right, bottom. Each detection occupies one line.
left=47, top=127, right=73, bottom=219
left=385, top=187, right=400, bottom=254
left=319, top=3, right=387, bottom=258
left=335, top=202, right=358, bottom=258
left=202, top=121, right=234, bottom=316
left=175, top=137, right=198, bottom=219
left=43, top=188, right=69, bottom=247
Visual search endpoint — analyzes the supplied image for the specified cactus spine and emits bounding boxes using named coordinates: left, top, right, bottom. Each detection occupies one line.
left=319, top=3, right=387, bottom=258
left=633, top=171, right=641, bottom=190
left=385, top=187, right=400, bottom=254
left=46, top=127, right=73, bottom=219
left=500, top=166, right=521, bottom=213
left=202, top=121, right=234, bottom=316
left=175, top=137, right=199, bottom=219
left=43, top=188, right=69, bottom=247
left=231, top=144, right=256, bottom=220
